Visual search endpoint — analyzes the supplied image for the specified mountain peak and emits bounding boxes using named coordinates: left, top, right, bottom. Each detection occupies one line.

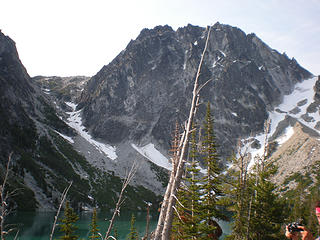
left=137, top=25, right=174, bottom=40
left=79, top=23, right=312, bottom=160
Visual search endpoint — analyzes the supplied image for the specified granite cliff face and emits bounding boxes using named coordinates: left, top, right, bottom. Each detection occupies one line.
left=79, top=23, right=312, bottom=158
left=0, top=30, right=38, bottom=161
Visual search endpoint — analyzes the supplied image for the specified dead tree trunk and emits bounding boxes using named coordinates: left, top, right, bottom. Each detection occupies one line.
left=49, top=181, right=73, bottom=240
left=153, top=25, right=212, bottom=240
left=0, top=153, right=12, bottom=240
left=104, top=162, right=138, bottom=240
left=153, top=122, right=181, bottom=239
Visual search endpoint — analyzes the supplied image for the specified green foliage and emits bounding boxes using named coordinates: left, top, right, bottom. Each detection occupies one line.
left=11, top=123, right=37, bottom=150
left=38, top=96, right=72, bottom=134
left=90, top=170, right=161, bottom=211
left=223, top=154, right=253, bottom=240
left=172, top=125, right=203, bottom=239
left=149, top=161, right=169, bottom=188
left=58, top=201, right=79, bottom=240
left=249, top=174, right=288, bottom=240
left=89, top=208, right=100, bottom=240
left=1, top=170, right=37, bottom=210
left=37, top=134, right=92, bottom=205
left=18, top=151, right=48, bottom=192
left=172, top=104, right=227, bottom=239
left=127, top=214, right=139, bottom=240
left=196, top=103, right=227, bottom=239
left=225, top=138, right=288, bottom=239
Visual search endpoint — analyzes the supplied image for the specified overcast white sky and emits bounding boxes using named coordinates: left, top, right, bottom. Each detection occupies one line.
left=1, top=0, right=319, bottom=77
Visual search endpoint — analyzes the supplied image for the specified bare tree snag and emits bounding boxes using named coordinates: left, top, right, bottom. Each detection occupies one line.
left=0, top=152, right=13, bottom=240
left=104, top=162, right=138, bottom=240
left=49, top=181, right=73, bottom=240
left=153, top=121, right=180, bottom=238
left=153, top=25, right=212, bottom=240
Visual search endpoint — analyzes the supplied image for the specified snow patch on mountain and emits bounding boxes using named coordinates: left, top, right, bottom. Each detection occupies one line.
left=65, top=102, right=117, bottom=160
left=243, top=77, right=318, bottom=165
left=131, top=143, right=172, bottom=170
left=276, top=126, right=295, bottom=145
left=54, top=130, right=74, bottom=143
left=269, top=77, right=319, bottom=134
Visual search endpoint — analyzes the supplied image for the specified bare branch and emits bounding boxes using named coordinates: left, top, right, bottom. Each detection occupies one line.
left=172, top=206, right=183, bottom=222
left=172, top=194, right=186, bottom=210
left=13, top=229, right=19, bottom=240
left=158, top=25, right=213, bottom=240
left=107, top=236, right=117, bottom=240
left=104, top=162, right=138, bottom=240
left=98, top=232, right=104, bottom=240
left=0, top=152, right=13, bottom=240
left=49, top=181, right=73, bottom=240
left=196, top=78, right=214, bottom=95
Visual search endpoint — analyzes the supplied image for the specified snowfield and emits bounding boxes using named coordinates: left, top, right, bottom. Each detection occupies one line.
left=65, top=102, right=118, bottom=160
left=54, top=130, right=74, bottom=143
left=131, top=143, right=172, bottom=171
left=243, top=76, right=319, bottom=166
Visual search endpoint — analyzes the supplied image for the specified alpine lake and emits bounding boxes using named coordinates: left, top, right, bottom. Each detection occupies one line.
left=4, top=211, right=231, bottom=239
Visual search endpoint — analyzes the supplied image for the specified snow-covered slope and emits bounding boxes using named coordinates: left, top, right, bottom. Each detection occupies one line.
left=65, top=101, right=117, bottom=160
left=131, top=143, right=172, bottom=170
left=241, top=76, right=319, bottom=165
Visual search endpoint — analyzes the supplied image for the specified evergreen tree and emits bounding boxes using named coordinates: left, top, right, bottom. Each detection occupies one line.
left=184, top=125, right=204, bottom=239
left=59, top=201, right=79, bottom=240
left=249, top=165, right=288, bottom=240
left=127, top=214, right=138, bottom=240
left=226, top=120, right=288, bottom=240
left=198, top=102, right=226, bottom=238
left=172, top=124, right=203, bottom=239
left=224, top=153, right=254, bottom=240
left=89, top=208, right=100, bottom=240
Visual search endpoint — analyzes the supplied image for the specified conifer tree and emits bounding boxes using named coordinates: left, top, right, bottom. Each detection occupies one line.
left=127, top=214, right=139, bottom=240
left=226, top=120, right=288, bottom=240
left=172, top=123, right=203, bottom=239
left=247, top=121, right=288, bottom=239
left=224, top=153, right=254, bottom=240
left=198, top=102, right=226, bottom=238
left=59, top=201, right=79, bottom=240
left=184, top=124, right=203, bottom=239
left=249, top=164, right=287, bottom=240
left=89, top=208, right=100, bottom=240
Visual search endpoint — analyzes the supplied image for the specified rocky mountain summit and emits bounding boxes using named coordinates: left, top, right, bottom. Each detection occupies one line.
left=78, top=23, right=311, bottom=160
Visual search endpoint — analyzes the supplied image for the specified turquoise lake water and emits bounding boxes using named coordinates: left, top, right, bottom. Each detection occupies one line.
left=4, top=211, right=231, bottom=239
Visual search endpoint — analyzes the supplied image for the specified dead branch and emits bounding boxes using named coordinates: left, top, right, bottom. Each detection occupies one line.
left=155, top=25, right=213, bottom=240
left=104, top=162, right=138, bottom=240
left=153, top=123, right=182, bottom=238
left=144, top=202, right=151, bottom=240
left=49, top=181, right=73, bottom=240
left=0, top=152, right=14, bottom=240
left=172, top=206, right=183, bottom=222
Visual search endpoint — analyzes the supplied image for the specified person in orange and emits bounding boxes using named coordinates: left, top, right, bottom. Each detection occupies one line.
left=285, top=201, right=320, bottom=240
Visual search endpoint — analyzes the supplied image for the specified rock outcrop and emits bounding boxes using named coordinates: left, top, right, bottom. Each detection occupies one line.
left=271, top=122, right=320, bottom=191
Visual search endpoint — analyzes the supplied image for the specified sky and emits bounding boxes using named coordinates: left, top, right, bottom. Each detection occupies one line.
left=1, top=0, right=319, bottom=77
